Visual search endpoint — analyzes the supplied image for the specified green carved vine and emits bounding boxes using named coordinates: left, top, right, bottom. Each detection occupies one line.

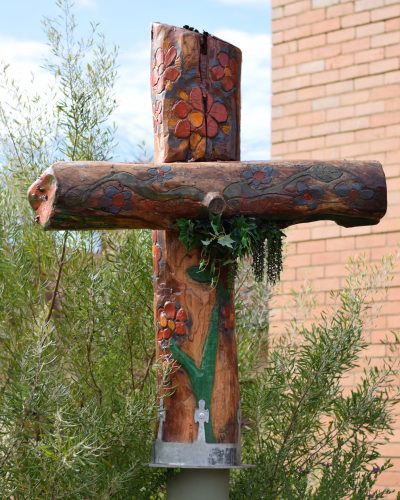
left=169, top=266, right=230, bottom=443
left=176, top=214, right=285, bottom=287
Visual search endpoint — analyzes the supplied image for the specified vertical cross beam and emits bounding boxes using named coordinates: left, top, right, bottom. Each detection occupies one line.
left=151, top=23, right=243, bottom=468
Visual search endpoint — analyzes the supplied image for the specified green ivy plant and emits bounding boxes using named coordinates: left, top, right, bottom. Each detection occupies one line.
left=176, top=214, right=285, bottom=287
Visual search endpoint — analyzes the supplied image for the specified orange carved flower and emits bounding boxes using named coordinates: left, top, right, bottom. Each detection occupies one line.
left=172, top=87, right=230, bottom=160
left=151, top=46, right=180, bottom=94
left=210, top=52, right=238, bottom=92
left=157, top=301, right=188, bottom=341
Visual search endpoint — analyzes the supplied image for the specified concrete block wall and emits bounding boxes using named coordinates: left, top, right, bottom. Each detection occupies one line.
left=271, top=0, right=400, bottom=490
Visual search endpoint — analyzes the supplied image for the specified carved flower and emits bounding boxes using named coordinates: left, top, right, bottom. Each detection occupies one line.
left=210, top=52, right=238, bottom=92
left=99, top=185, right=132, bottom=215
left=152, top=100, right=162, bottom=132
left=294, top=182, right=324, bottom=210
left=172, top=87, right=230, bottom=160
left=334, top=181, right=374, bottom=206
left=242, top=165, right=275, bottom=189
left=157, top=301, right=188, bottom=341
left=151, top=46, right=180, bottom=94
left=147, top=165, right=174, bottom=183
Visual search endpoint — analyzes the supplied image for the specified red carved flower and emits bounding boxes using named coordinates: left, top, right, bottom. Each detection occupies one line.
left=172, top=88, right=230, bottom=160
left=151, top=46, right=180, bottom=94
left=210, top=52, right=238, bottom=92
left=152, top=100, right=162, bottom=132
left=157, top=301, right=188, bottom=341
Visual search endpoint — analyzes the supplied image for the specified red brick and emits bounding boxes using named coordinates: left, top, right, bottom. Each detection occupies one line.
left=282, top=100, right=312, bottom=116
left=355, top=100, right=385, bottom=116
left=273, top=66, right=297, bottom=81
left=297, top=8, right=326, bottom=26
left=326, top=53, right=354, bottom=70
left=327, top=27, right=355, bottom=44
left=355, top=0, right=385, bottom=11
left=312, top=95, right=340, bottom=110
left=298, top=33, right=326, bottom=50
left=355, top=234, right=387, bottom=249
left=371, top=4, right=400, bottom=21
left=311, top=121, right=340, bottom=137
left=341, top=11, right=370, bottom=27
left=273, top=15, right=297, bottom=33
left=284, top=0, right=311, bottom=16
left=311, top=251, right=340, bottom=265
left=297, top=84, right=325, bottom=101
left=273, top=74, right=311, bottom=92
left=326, top=131, right=355, bottom=146
left=371, top=111, right=400, bottom=127
left=340, top=115, right=370, bottom=132
left=274, top=115, right=297, bottom=131
left=327, top=2, right=353, bottom=18
left=385, top=70, right=400, bottom=85
left=272, top=56, right=284, bottom=69
left=295, top=239, right=326, bottom=255
left=355, top=20, right=385, bottom=38
left=327, top=237, right=356, bottom=252
left=369, top=84, right=399, bottom=99
left=341, top=36, right=370, bottom=54
left=272, top=90, right=297, bottom=106
left=385, top=17, right=400, bottom=32
left=297, top=110, right=325, bottom=126
left=297, top=59, right=325, bottom=74
left=385, top=43, right=400, bottom=58
left=296, top=136, right=325, bottom=152
left=284, top=24, right=312, bottom=42
left=354, top=47, right=385, bottom=64
left=311, top=69, right=340, bottom=85
left=341, top=89, right=369, bottom=105
left=354, top=73, right=385, bottom=89
left=339, top=63, right=369, bottom=80
left=371, top=31, right=400, bottom=48
left=312, top=17, right=341, bottom=35
left=326, top=105, right=354, bottom=121
left=283, top=126, right=312, bottom=141
left=369, top=58, right=399, bottom=75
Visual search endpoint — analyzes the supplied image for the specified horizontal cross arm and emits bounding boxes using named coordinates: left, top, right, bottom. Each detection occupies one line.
left=28, top=160, right=386, bottom=230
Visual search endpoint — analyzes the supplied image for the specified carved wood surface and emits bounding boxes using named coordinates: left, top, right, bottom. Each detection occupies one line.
left=28, top=160, right=387, bottom=230
left=153, top=230, right=239, bottom=444
left=151, top=23, right=241, bottom=162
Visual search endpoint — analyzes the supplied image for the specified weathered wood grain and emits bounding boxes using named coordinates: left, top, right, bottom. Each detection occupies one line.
left=153, top=230, right=239, bottom=444
left=28, top=160, right=387, bottom=230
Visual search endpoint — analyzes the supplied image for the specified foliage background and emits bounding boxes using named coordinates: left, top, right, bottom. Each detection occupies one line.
left=0, top=2, right=398, bottom=498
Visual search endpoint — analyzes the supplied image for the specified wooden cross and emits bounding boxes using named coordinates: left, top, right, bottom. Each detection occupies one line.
left=28, top=23, right=387, bottom=469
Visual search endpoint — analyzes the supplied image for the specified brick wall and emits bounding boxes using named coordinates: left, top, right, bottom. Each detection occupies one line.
left=271, top=0, right=400, bottom=491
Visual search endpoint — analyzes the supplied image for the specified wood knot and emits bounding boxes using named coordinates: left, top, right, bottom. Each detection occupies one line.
left=203, top=192, right=226, bottom=214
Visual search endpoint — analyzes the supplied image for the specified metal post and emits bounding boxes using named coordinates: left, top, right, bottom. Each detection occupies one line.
left=167, top=469, right=230, bottom=500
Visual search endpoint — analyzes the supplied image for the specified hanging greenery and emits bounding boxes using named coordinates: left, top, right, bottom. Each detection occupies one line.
left=176, top=214, right=285, bottom=287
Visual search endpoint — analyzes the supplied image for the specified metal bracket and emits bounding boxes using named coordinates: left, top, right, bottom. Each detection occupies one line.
left=157, top=398, right=166, bottom=441
left=194, top=399, right=209, bottom=443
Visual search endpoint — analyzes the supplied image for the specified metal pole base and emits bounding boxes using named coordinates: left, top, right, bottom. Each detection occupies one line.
left=167, top=469, right=230, bottom=500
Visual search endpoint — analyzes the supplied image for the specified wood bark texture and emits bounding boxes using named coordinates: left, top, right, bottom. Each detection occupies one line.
left=151, top=22, right=241, bottom=162
left=28, top=160, right=387, bottom=230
